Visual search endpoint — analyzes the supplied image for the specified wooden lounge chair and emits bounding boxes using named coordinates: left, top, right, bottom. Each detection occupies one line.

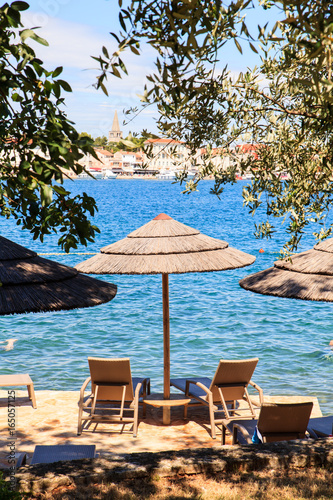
left=170, top=358, right=263, bottom=439
left=78, top=357, right=150, bottom=437
left=222, top=402, right=314, bottom=445
left=0, top=374, right=37, bottom=408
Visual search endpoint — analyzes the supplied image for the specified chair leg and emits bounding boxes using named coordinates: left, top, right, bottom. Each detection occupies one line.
left=91, top=387, right=99, bottom=416
left=119, top=385, right=127, bottom=419
left=208, top=394, right=216, bottom=439
left=222, top=425, right=226, bottom=445
left=77, top=406, right=83, bottom=435
left=244, top=388, right=256, bottom=418
left=133, top=404, right=138, bottom=437
left=27, top=383, right=37, bottom=409
left=217, top=387, right=230, bottom=419
left=232, top=426, right=238, bottom=445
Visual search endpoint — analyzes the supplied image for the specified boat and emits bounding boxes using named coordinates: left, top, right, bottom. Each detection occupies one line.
left=236, top=173, right=253, bottom=181
left=77, top=172, right=89, bottom=179
left=186, top=171, right=197, bottom=180
left=157, top=170, right=176, bottom=180
left=157, top=170, right=197, bottom=180
left=77, top=169, right=103, bottom=179
left=89, top=169, right=103, bottom=179
left=243, top=173, right=253, bottom=180
left=103, top=170, right=118, bottom=179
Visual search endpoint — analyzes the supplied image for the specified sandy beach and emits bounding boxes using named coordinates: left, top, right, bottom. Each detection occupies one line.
left=0, top=389, right=322, bottom=469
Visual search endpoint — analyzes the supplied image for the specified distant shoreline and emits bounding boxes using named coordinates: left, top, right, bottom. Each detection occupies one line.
left=75, top=174, right=215, bottom=181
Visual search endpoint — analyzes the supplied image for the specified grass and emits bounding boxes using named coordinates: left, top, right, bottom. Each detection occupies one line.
left=21, top=467, right=333, bottom=499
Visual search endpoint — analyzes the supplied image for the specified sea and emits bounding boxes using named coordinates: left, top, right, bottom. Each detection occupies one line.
left=1, top=178, right=333, bottom=415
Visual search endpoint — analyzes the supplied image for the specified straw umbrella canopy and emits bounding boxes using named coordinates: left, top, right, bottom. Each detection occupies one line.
left=0, top=235, right=117, bottom=315
left=75, top=213, right=255, bottom=421
left=239, top=238, right=333, bottom=302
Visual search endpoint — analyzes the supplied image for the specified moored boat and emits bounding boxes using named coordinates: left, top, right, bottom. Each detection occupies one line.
left=157, top=169, right=197, bottom=180
left=103, top=170, right=118, bottom=179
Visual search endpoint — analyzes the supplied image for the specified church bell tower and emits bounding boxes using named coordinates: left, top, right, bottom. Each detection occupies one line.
left=108, top=110, right=123, bottom=142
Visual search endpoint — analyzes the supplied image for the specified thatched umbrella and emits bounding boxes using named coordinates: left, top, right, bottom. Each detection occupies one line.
left=239, top=238, right=333, bottom=302
left=0, top=235, right=117, bottom=315
left=75, top=213, right=255, bottom=423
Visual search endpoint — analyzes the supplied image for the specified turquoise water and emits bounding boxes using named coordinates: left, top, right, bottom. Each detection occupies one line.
left=1, top=179, right=333, bottom=414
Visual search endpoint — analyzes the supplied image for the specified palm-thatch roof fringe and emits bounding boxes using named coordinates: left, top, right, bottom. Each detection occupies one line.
left=76, top=247, right=255, bottom=275
left=315, top=239, right=333, bottom=252
left=0, top=274, right=117, bottom=316
left=127, top=218, right=199, bottom=238
left=0, top=256, right=77, bottom=285
left=0, top=235, right=117, bottom=315
left=275, top=249, right=333, bottom=275
left=101, top=233, right=229, bottom=255
left=239, top=267, right=333, bottom=302
left=0, top=236, right=36, bottom=260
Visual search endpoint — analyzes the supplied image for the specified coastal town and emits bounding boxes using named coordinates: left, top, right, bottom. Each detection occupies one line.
left=75, top=111, right=260, bottom=180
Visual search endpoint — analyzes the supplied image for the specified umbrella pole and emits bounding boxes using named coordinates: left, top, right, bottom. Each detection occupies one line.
left=162, top=273, right=171, bottom=425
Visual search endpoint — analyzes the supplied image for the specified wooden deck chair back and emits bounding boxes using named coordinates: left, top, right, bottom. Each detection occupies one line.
left=208, top=358, right=259, bottom=402
left=88, top=357, right=134, bottom=401
left=258, top=402, right=313, bottom=442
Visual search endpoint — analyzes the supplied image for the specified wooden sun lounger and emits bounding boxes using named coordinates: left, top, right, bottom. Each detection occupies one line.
left=222, top=402, right=313, bottom=445
left=171, top=358, right=263, bottom=439
left=78, top=357, right=150, bottom=437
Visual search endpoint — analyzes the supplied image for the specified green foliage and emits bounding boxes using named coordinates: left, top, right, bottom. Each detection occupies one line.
left=0, top=1, right=99, bottom=252
left=94, top=135, right=108, bottom=146
left=102, top=130, right=152, bottom=153
left=79, top=132, right=93, bottom=141
left=94, top=0, right=333, bottom=255
left=111, top=133, right=147, bottom=152
left=237, top=0, right=333, bottom=255
left=0, top=471, right=22, bottom=500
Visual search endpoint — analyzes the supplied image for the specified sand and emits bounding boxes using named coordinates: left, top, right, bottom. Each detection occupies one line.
left=0, top=389, right=322, bottom=468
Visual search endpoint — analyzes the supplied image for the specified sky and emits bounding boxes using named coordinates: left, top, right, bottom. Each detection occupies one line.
left=21, top=0, right=281, bottom=139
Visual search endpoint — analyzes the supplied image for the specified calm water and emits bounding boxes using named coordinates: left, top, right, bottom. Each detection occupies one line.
left=1, top=179, right=333, bottom=414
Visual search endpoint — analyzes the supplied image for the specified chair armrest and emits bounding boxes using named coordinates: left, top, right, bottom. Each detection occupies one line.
left=185, top=379, right=210, bottom=397
left=232, top=423, right=253, bottom=444
left=79, top=377, right=91, bottom=403
left=248, top=380, right=264, bottom=405
left=134, top=381, right=143, bottom=402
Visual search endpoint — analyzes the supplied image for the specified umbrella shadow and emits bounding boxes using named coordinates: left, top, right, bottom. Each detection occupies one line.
left=144, top=404, right=214, bottom=435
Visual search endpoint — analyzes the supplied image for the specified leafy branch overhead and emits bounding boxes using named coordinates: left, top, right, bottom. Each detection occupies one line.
left=96, top=0, right=333, bottom=256
left=0, top=1, right=99, bottom=251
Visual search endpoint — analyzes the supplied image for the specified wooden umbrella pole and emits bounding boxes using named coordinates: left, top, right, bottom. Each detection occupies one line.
left=162, top=273, right=171, bottom=424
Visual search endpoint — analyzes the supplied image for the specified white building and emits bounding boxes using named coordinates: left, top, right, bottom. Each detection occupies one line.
left=144, top=138, right=191, bottom=173
left=113, top=150, right=144, bottom=174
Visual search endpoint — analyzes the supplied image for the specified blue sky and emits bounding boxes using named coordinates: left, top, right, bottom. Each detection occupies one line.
left=22, top=1, right=281, bottom=138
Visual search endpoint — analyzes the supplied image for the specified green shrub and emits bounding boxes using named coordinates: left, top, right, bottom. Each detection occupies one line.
left=0, top=472, right=22, bottom=500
